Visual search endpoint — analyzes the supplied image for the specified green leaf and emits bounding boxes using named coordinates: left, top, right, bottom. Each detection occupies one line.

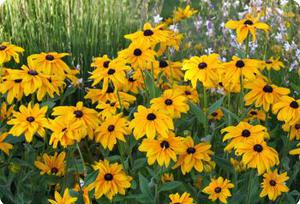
left=159, top=181, right=183, bottom=192
left=138, top=173, right=152, bottom=198
left=84, top=170, right=98, bottom=187
left=208, top=96, right=224, bottom=114
left=144, top=70, right=160, bottom=99
left=189, top=102, right=205, bottom=125
left=213, top=155, right=235, bottom=174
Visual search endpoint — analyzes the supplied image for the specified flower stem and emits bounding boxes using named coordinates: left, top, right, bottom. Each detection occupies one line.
left=203, top=87, right=208, bottom=136
left=76, top=143, right=87, bottom=178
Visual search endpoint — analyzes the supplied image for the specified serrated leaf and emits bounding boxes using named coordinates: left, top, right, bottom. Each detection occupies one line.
left=189, top=102, right=205, bottom=125
left=208, top=96, right=224, bottom=114
left=159, top=181, right=182, bottom=192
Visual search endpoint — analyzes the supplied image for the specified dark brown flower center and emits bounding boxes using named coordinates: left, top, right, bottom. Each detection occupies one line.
left=128, top=77, right=136, bottom=82
left=104, top=173, right=113, bottom=181
left=290, top=101, right=299, bottom=109
left=103, top=61, right=110, bottom=68
left=147, top=113, right=156, bottom=121
left=244, top=20, right=254, bottom=25
left=74, top=110, right=83, bottom=118
left=0, top=45, right=7, bottom=51
left=26, top=116, right=35, bottom=122
left=253, top=144, right=263, bottom=152
left=107, top=68, right=115, bottom=75
left=198, top=62, right=207, bottom=69
left=214, top=187, right=222, bottom=193
left=51, top=167, right=59, bottom=174
left=263, top=85, right=273, bottom=93
left=250, top=111, right=257, bottom=115
left=269, top=180, right=276, bottom=186
left=28, top=70, right=38, bottom=76
left=184, top=90, right=191, bottom=95
left=62, top=128, right=67, bottom=132
left=14, top=79, right=22, bottom=83
left=159, top=60, right=168, bottom=68
left=45, top=54, right=55, bottom=61
left=241, top=129, right=251, bottom=137
left=143, top=29, right=154, bottom=36
left=265, top=60, right=272, bottom=64
left=164, top=99, right=173, bottom=105
left=211, top=112, right=218, bottom=117
left=294, top=124, right=300, bottom=130
left=107, top=125, right=115, bottom=132
left=106, top=86, right=115, bottom=93
left=160, top=140, right=170, bottom=149
left=187, top=147, right=196, bottom=154
left=133, top=49, right=142, bottom=56
left=218, top=82, right=224, bottom=87
left=235, top=60, right=245, bottom=68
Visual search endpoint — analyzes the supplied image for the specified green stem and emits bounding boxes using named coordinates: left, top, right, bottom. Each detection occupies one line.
left=203, top=87, right=208, bottom=136
left=76, top=143, right=87, bottom=178
left=246, top=170, right=255, bottom=204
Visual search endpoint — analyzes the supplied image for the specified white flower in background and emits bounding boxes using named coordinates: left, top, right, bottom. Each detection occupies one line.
left=280, top=0, right=289, bottom=5
left=204, top=48, right=214, bottom=54
left=194, top=17, right=203, bottom=30
left=0, top=0, right=5, bottom=5
left=169, top=24, right=179, bottom=32
left=76, top=64, right=81, bottom=70
left=153, top=14, right=163, bottom=24
left=295, top=0, right=300, bottom=6
left=296, top=49, right=300, bottom=61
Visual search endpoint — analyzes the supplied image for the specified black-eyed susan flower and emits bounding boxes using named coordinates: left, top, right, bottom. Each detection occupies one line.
left=182, top=53, right=223, bottom=88
left=157, top=28, right=183, bottom=56
left=28, top=52, right=71, bottom=76
left=153, top=60, right=183, bottom=81
left=125, top=22, right=169, bottom=45
left=209, top=108, right=224, bottom=121
left=0, top=71, right=24, bottom=104
left=8, top=103, right=48, bottom=142
left=175, top=85, right=199, bottom=103
left=52, top=101, right=99, bottom=140
left=46, top=119, right=82, bottom=148
left=230, top=158, right=247, bottom=173
left=203, top=177, right=234, bottom=204
left=244, top=109, right=266, bottom=122
left=151, top=89, right=189, bottom=118
left=260, top=169, right=289, bottom=201
left=173, top=136, right=213, bottom=174
left=173, top=5, right=198, bottom=22
left=169, top=192, right=195, bottom=204
left=34, top=152, right=66, bottom=176
left=262, top=57, right=284, bottom=71
left=161, top=173, right=174, bottom=183
left=273, top=96, right=300, bottom=124
left=48, top=188, right=77, bottom=204
left=123, top=70, right=144, bottom=94
left=94, top=114, right=130, bottom=150
left=89, top=58, right=130, bottom=92
left=91, top=54, right=111, bottom=70
left=118, top=41, right=156, bottom=69
left=236, top=137, right=279, bottom=175
left=225, top=14, right=269, bottom=44
left=222, top=121, right=269, bottom=151
left=130, top=105, right=174, bottom=139
left=0, top=133, right=13, bottom=155
left=223, top=56, right=261, bottom=84
left=0, top=42, right=24, bottom=64
left=86, top=160, right=132, bottom=200
left=283, top=119, right=300, bottom=140
left=244, top=78, right=290, bottom=111
left=289, top=143, right=300, bottom=158
left=138, top=133, right=184, bottom=167
left=0, top=102, right=14, bottom=121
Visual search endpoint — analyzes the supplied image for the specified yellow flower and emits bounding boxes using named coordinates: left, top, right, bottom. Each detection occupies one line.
left=86, top=160, right=132, bottom=200
left=130, top=105, right=174, bottom=139
left=118, top=41, right=156, bottom=69
left=138, top=133, right=185, bottom=167
left=48, top=188, right=77, bottom=204
left=174, top=85, right=199, bottom=103
left=282, top=119, right=300, bottom=140
left=89, top=57, right=130, bottom=92
left=28, top=52, right=71, bottom=76
left=244, top=109, right=266, bottom=122
left=46, top=118, right=82, bottom=148
left=273, top=96, right=300, bottom=124
left=0, top=102, right=14, bottom=121
left=203, top=177, right=234, bottom=204
left=157, top=29, right=183, bottom=56
left=260, top=169, right=289, bottom=201
left=173, top=5, right=198, bottom=22
left=150, top=89, right=189, bottom=118
left=223, top=56, right=261, bottom=85
left=262, top=57, right=284, bottom=71
left=52, top=101, right=99, bottom=140
left=161, top=173, right=174, bottom=183
left=0, top=71, right=24, bottom=104
left=222, top=121, right=268, bottom=151
left=225, top=14, right=269, bottom=44
left=0, top=42, right=24, bottom=64
left=122, top=70, right=144, bottom=94
left=173, top=136, right=213, bottom=174
left=152, top=60, right=183, bottom=81
left=289, top=143, right=300, bottom=157
left=244, top=78, right=290, bottom=111
left=235, top=137, right=279, bottom=175
left=230, top=158, right=246, bottom=173
left=94, top=114, right=131, bottom=150
left=182, top=53, right=223, bottom=88
left=169, top=192, right=195, bottom=204
left=209, top=108, right=224, bottom=121
left=8, top=103, right=48, bottom=142
left=34, top=152, right=66, bottom=176
left=125, top=22, right=169, bottom=46
left=91, top=54, right=111, bottom=70
left=0, top=133, right=13, bottom=155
